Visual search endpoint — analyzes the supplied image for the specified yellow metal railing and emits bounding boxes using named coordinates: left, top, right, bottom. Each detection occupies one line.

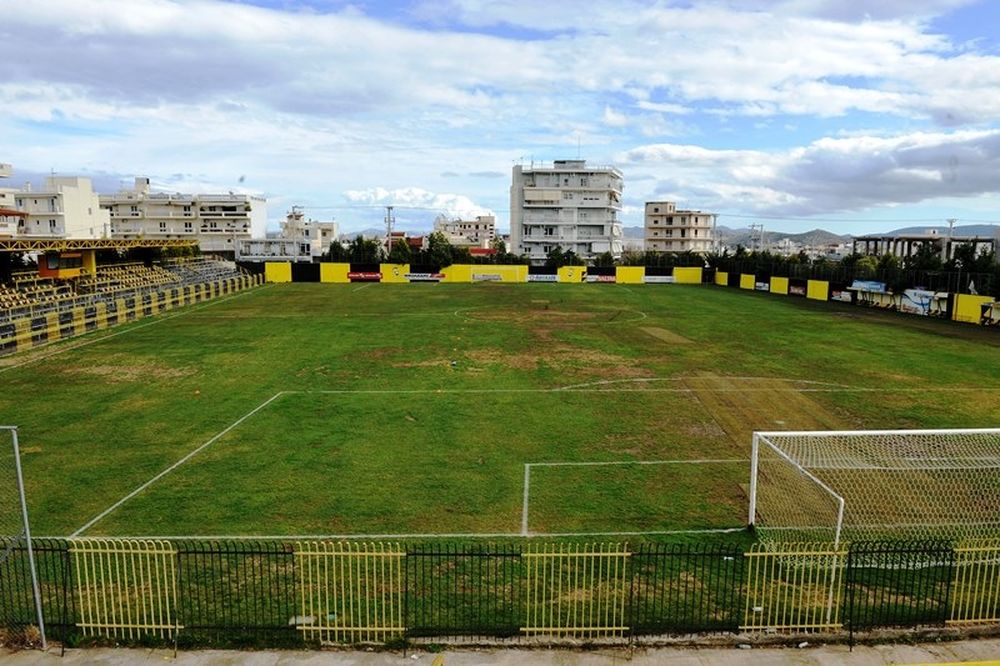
left=742, top=542, right=846, bottom=633
left=294, top=541, right=405, bottom=643
left=522, top=543, right=630, bottom=638
left=69, top=538, right=180, bottom=639
left=949, top=539, right=1000, bottom=625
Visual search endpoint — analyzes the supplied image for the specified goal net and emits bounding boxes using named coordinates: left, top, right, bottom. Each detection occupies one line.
left=749, top=429, right=1000, bottom=546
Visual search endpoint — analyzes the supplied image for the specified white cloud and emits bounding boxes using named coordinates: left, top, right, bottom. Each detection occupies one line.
left=342, top=187, right=495, bottom=220
left=619, top=129, right=1000, bottom=215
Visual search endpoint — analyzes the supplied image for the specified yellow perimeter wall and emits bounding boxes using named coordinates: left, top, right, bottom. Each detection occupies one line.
left=715, top=271, right=728, bottom=286
left=953, top=294, right=994, bottom=324
left=320, top=263, right=351, bottom=283
left=673, top=267, right=703, bottom=284
left=740, top=273, right=755, bottom=290
left=807, top=280, right=829, bottom=301
left=616, top=266, right=645, bottom=284
left=264, top=262, right=292, bottom=283
left=558, top=266, right=587, bottom=283
left=380, top=263, right=410, bottom=283
left=770, top=276, right=789, bottom=295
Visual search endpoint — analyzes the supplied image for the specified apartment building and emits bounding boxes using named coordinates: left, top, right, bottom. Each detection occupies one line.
left=11, top=176, right=109, bottom=239
left=433, top=214, right=496, bottom=248
left=101, top=178, right=267, bottom=254
left=644, top=201, right=716, bottom=253
left=510, top=160, right=623, bottom=263
left=237, top=207, right=337, bottom=262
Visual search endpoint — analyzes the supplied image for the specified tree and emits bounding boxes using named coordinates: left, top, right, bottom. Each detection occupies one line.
left=387, top=238, right=412, bottom=264
left=425, top=231, right=453, bottom=267
left=544, top=246, right=566, bottom=269
left=855, top=255, right=878, bottom=278
left=347, top=235, right=384, bottom=264
left=324, top=240, right=349, bottom=262
left=592, top=251, right=615, bottom=267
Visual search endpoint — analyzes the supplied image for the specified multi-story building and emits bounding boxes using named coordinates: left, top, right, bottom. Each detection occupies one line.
left=433, top=214, right=496, bottom=248
left=0, top=163, right=18, bottom=237
left=12, top=176, right=109, bottom=239
left=510, top=160, right=623, bottom=263
left=236, top=207, right=337, bottom=262
left=644, top=201, right=716, bottom=253
left=100, top=177, right=267, bottom=254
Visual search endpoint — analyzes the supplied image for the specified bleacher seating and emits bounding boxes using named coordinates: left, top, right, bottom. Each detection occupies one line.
left=1, top=258, right=247, bottom=323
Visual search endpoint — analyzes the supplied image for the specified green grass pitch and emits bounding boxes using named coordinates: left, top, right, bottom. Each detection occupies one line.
left=1, top=282, right=998, bottom=540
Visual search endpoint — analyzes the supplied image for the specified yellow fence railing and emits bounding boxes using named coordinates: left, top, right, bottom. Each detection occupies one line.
left=742, top=542, right=846, bottom=633
left=522, top=543, right=630, bottom=639
left=294, top=541, right=406, bottom=643
left=69, top=538, right=180, bottom=639
left=949, top=539, right=1000, bottom=625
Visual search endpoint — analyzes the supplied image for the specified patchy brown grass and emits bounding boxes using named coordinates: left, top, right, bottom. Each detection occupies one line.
left=640, top=326, right=693, bottom=344
left=64, top=358, right=195, bottom=383
left=682, top=375, right=846, bottom=446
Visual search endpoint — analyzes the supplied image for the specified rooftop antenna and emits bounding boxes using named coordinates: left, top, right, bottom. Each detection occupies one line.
left=576, top=132, right=581, bottom=160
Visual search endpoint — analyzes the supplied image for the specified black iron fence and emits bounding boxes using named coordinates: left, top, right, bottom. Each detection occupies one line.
left=1, top=537, right=998, bottom=648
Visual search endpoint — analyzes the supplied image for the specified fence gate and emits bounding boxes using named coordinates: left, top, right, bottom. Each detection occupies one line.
left=294, top=542, right=405, bottom=643
left=69, top=538, right=180, bottom=640
left=522, top=543, right=630, bottom=639
left=950, top=539, right=1000, bottom=625
left=742, top=542, right=846, bottom=633
left=0, top=426, right=46, bottom=647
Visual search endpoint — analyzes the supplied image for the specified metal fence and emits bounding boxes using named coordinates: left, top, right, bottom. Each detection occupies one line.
left=2, top=537, right=1000, bottom=648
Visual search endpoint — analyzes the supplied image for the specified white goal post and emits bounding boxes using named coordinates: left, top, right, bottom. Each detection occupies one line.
left=749, top=428, right=1000, bottom=547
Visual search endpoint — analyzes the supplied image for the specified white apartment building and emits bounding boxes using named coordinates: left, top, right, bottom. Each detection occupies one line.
left=237, top=207, right=338, bottom=262
left=510, top=160, right=623, bottom=263
left=644, top=201, right=716, bottom=253
left=433, top=214, right=496, bottom=248
left=0, top=163, right=16, bottom=237
left=100, top=178, right=267, bottom=254
left=12, top=176, right=109, bottom=239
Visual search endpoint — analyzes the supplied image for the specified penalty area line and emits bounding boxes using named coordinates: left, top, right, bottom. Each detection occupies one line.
left=70, top=390, right=287, bottom=537
left=521, top=458, right=748, bottom=536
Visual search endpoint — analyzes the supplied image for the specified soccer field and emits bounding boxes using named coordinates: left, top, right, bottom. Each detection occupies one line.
left=2, top=283, right=999, bottom=539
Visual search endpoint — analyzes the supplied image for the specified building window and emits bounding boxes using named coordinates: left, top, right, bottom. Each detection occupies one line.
left=159, top=222, right=167, bottom=232
left=653, top=207, right=659, bottom=213
left=49, top=219, right=57, bottom=231
left=184, top=222, right=192, bottom=232
left=667, top=218, right=672, bottom=226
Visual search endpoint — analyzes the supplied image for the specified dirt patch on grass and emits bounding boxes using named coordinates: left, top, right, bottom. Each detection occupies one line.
left=683, top=374, right=846, bottom=446
left=640, top=326, right=693, bottom=344
left=464, top=346, right=652, bottom=377
left=66, top=360, right=195, bottom=383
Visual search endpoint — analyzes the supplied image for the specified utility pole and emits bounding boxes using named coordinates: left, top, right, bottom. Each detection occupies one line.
left=749, top=223, right=765, bottom=252
left=384, top=205, right=395, bottom=254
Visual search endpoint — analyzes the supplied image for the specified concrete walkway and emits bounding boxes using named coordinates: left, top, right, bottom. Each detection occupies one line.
left=3, top=641, right=1000, bottom=665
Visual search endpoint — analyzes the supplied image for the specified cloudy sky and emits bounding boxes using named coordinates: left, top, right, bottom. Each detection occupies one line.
left=2, top=0, right=1000, bottom=234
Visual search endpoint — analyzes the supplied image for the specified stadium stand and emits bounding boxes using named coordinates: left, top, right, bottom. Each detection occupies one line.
left=0, top=257, right=247, bottom=323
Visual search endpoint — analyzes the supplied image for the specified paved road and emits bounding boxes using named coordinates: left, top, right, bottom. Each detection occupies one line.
left=3, top=641, right=1000, bottom=665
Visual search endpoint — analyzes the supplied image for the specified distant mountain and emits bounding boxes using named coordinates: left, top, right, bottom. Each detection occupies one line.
left=881, top=224, right=1000, bottom=238
left=622, top=225, right=645, bottom=240
left=339, top=227, right=387, bottom=240
left=715, top=226, right=851, bottom=248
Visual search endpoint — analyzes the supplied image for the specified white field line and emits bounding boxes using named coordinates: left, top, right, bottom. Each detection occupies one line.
left=521, top=458, right=748, bottom=536
left=554, top=376, right=854, bottom=391
left=302, top=387, right=1000, bottom=395
left=70, top=391, right=287, bottom=537
left=352, top=282, right=373, bottom=292
left=0, top=284, right=270, bottom=376
left=41, top=527, right=748, bottom=540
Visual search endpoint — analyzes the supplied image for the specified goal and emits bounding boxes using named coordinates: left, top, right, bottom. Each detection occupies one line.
left=749, top=428, right=1000, bottom=546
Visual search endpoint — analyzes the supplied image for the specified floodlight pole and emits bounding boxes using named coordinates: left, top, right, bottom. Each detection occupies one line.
left=10, top=427, right=47, bottom=649
left=748, top=432, right=759, bottom=528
